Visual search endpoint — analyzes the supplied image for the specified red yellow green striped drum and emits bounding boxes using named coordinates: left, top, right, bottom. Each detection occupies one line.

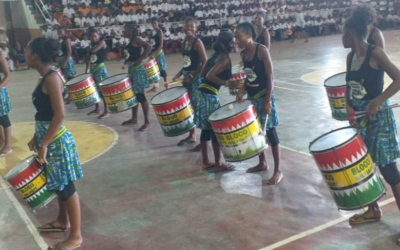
left=209, top=100, right=267, bottom=162
left=99, top=74, right=138, bottom=113
left=66, top=74, right=101, bottom=109
left=4, top=156, right=56, bottom=210
left=324, top=73, right=348, bottom=121
left=144, top=58, right=161, bottom=84
left=151, top=86, right=195, bottom=137
left=54, top=67, right=66, bottom=85
left=309, top=127, right=386, bottom=210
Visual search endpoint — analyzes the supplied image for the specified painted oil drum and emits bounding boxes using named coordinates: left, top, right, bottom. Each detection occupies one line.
left=54, top=67, right=66, bottom=85
left=309, top=127, right=386, bottom=210
left=66, top=74, right=101, bottom=109
left=144, top=58, right=161, bottom=84
left=229, top=68, right=246, bottom=96
left=324, top=72, right=348, bottom=121
left=4, top=156, right=56, bottom=210
left=209, top=100, right=267, bottom=162
left=151, top=86, right=196, bottom=137
left=99, top=74, right=138, bottom=113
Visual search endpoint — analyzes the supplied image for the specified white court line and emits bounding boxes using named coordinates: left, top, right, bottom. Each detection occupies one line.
left=280, top=145, right=311, bottom=156
left=0, top=176, right=48, bottom=250
left=259, top=197, right=396, bottom=250
left=275, top=80, right=322, bottom=89
left=275, top=86, right=319, bottom=93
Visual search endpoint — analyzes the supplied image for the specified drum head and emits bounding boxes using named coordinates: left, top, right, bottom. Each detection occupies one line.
left=232, top=68, right=243, bottom=74
left=66, top=74, right=91, bottom=86
left=209, top=100, right=252, bottom=122
left=324, top=73, right=346, bottom=88
left=309, top=127, right=358, bottom=152
left=99, top=74, right=129, bottom=86
left=151, top=87, right=187, bottom=105
left=4, top=156, right=36, bottom=180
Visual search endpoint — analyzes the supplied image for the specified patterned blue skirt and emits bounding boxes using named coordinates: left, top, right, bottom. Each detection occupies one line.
left=35, top=121, right=83, bottom=191
left=91, top=63, right=108, bottom=97
left=250, top=93, right=279, bottom=131
left=155, top=50, right=167, bottom=71
left=129, top=63, right=149, bottom=94
left=193, top=91, right=220, bottom=130
left=0, top=87, right=11, bottom=116
left=183, top=70, right=202, bottom=111
left=352, top=99, right=400, bottom=168
left=59, top=57, right=76, bottom=80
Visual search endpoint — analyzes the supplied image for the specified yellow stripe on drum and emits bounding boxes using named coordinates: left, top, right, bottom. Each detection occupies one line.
left=157, top=105, right=194, bottom=126
left=329, top=97, right=346, bottom=109
left=104, top=89, right=135, bottom=105
left=17, top=171, right=47, bottom=199
left=70, top=86, right=97, bottom=101
left=322, top=154, right=375, bottom=189
left=146, top=65, right=160, bottom=78
left=215, top=121, right=261, bottom=147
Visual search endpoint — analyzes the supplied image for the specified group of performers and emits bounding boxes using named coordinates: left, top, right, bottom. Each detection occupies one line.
left=1, top=4, right=400, bottom=249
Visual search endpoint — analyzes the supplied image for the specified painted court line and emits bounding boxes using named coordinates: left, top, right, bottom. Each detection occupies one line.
left=0, top=175, right=48, bottom=250
left=275, top=86, right=319, bottom=93
left=280, top=145, right=311, bottom=156
left=275, top=80, right=322, bottom=89
left=259, top=197, right=395, bottom=250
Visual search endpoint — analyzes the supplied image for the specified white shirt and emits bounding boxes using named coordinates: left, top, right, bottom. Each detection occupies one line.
left=42, top=29, right=53, bottom=39
left=52, top=30, right=59, bottom=40
left=195, top=10, right=204, bottom=18
left=102, top=27, right=112, bottom=36
left=116, top=14, right=126, bottom=23
left=171, top=34, right=179, bottom=40
left=63, top=7, right=75, bottom=18
left=85, top=17, right=96, bottom=27
left=80, top=40, right=90, bottom=48
left=71, top=39, right=81, bottom=47
left=295, top=12, right=305, bottom=28
left=74, top=17, right=85, bottom=27
left=112, top=38, right=123, bottom=48
left=129, top=14, right=138, bottom=22
left=178, top=32, right=185, bottom=40
left=205, top=19, right=215, bottom=27
left=164, top=30, right=171, bottom=41
left=97, top=16, right=109, bottom=26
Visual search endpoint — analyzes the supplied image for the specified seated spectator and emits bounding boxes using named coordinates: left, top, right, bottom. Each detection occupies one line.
left=112, top=34, right=125, bottom=60
left=0, top=41, right=14, bottom=71
left=78, top=33, right=90, bottom=62
left=70, top=34, right=80, bottom=63
left=63, top=4, right=75, bottom=19
left=170, top=29, right=182, bottom=52
left=85, top=12, right=97, bottom=27
left=59, top=14, right=72, bottom=28
left=139, top=32, right=149, bottom=42
left=228, top=13, right=237, bottom=26
left=52, top=23, right=60, bottom=40
left=14, top=42, right=26, bottom=70
left=41, top=24, right=53, bottom=39
left=98, top=12, right=109, bottom=26
left=163, top=28, right=171, bottom=52
left=78, top=3, right=91, bottom=17
left=90, top=4, right=100, bottom=16
left=74, top=12, right=86, bottom=28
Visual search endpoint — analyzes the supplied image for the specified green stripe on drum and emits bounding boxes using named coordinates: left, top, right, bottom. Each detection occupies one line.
left=25, top=185, right=57, bottom=210
left=74, top=92, right=101, bottom=109
left=108, top=96, right=138, bottom=113
left=221, top=134, right=267, bottom=162
left=332, top=108, right=348, bottom=121
left=148, top=73, right=161, bottom=84
left=332, top=174, right=385, bottom=210
left=160, top=116, right=196, bottom=137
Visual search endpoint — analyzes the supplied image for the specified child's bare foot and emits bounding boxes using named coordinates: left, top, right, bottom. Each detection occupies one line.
left=246, top=164, right=269, bottom=173
left=121, top=118, right=138, bottom=126
left=267, top=171, right=283, bottom=185
left=87, top=109, right=100, bottom=116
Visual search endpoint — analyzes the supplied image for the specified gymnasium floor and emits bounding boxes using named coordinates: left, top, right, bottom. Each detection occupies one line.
left=2, top=31, right=400, bottom=250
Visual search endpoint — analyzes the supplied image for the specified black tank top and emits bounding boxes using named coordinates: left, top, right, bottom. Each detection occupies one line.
left=199, top=52, right=232, bottom=95
left=91, top=40, right=107, bottom=65
left=182, top=38, right=200, bottom=71
left=126, top=42, right=142, bottom=62
left=243, top=44, right=268, bottom=98
left=346, top=45, right=384, bottom=101
left=32, top=71, right=59, bottom=121
left=60, top=39, right=68, bottom=57
left=255, top=29, right=266, bottom=46
left=151, top=29, right=161, bottom=52
left=367, top=27, right=376, bottom=45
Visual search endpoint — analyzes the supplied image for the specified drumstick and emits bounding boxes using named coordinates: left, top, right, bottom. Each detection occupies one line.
left=164, top=79, right=184, bottom=89
left=348, top=104, right=400, bottom=122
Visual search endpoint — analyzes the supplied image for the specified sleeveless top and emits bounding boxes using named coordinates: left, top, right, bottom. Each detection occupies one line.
left=32, top=71, right=59, bottom=121
left=199, top=52, right=232, bottom=95
left=243, top=44, right=268, bottom=98
left=367, top=27, right=376, bottom=45
left=346, top=45, right=384, bottom=101
left=59, top=39, right=68, bottom=57
left=255, top=29, right=266, bottom=46
left=182, top=38, right=200, bottom=71
left=90, top=40, right=107, bottom=65
left=150, top=29, right=161, bottom=52
left=126, top=42, right=142, bottom=63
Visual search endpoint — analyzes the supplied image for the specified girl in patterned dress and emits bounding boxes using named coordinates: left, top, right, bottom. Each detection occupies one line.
left=235, top=22, right=283, bottom=185
left=86, top=28, right=110, bottom=119
left=147, top=17, right=168, bottom=93
left=121, top=26, right=153, bottom=131
left=173, top=17, right=207, bottom=150
left=26, top=37, right=83, bottom=250
left=57, top=27, right=76, bottom=103
left=343, top=8, right=400, bottom=240
left=0, top=52, right=12, bottom=156
left=194, top=32, right=236, bottom=172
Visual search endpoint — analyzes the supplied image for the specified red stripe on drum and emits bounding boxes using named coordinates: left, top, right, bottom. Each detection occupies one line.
left=325, top=87, right=346, bottom=98
left=8, top=160, right=42, bottom=189
left=152, top=93, right=191, bottom=115
left=67, top=78, right=95, bottom=93
left=100, top=79, right=132, bottom=96
left=210, top=106, right=257, bottom=134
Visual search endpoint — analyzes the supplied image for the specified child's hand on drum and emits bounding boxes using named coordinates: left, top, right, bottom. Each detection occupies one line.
left=236, top=92, right=245, bottom=103
left=27, top=136, right=38, bottom=152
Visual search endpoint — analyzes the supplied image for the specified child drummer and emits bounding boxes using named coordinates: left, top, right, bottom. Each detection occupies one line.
left=0, top=43, right=12, bottom=157
left=86, top=28, right=110, bottom=119
left=235, top=22, right=283, bottom=185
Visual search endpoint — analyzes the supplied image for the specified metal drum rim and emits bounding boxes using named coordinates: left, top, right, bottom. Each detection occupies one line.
left=323, top=72, right=347, bottom=88
left=65, top=74, right=92, bottom=87
left=98, top=73, right=130, bottom=87
left=208, top=100, right=253, bottom=123
left=309, top=126, right=360, bottom=154
left=4, top=155, right=37, bottom=181
left=151, top=86, right=187, bottom=106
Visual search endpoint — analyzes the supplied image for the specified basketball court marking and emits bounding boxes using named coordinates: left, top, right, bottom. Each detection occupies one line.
left=259, top=197, right=396, bottom=250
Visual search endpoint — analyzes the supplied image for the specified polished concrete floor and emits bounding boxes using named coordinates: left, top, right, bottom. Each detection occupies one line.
left=2, top=32, right=400, bottom=250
